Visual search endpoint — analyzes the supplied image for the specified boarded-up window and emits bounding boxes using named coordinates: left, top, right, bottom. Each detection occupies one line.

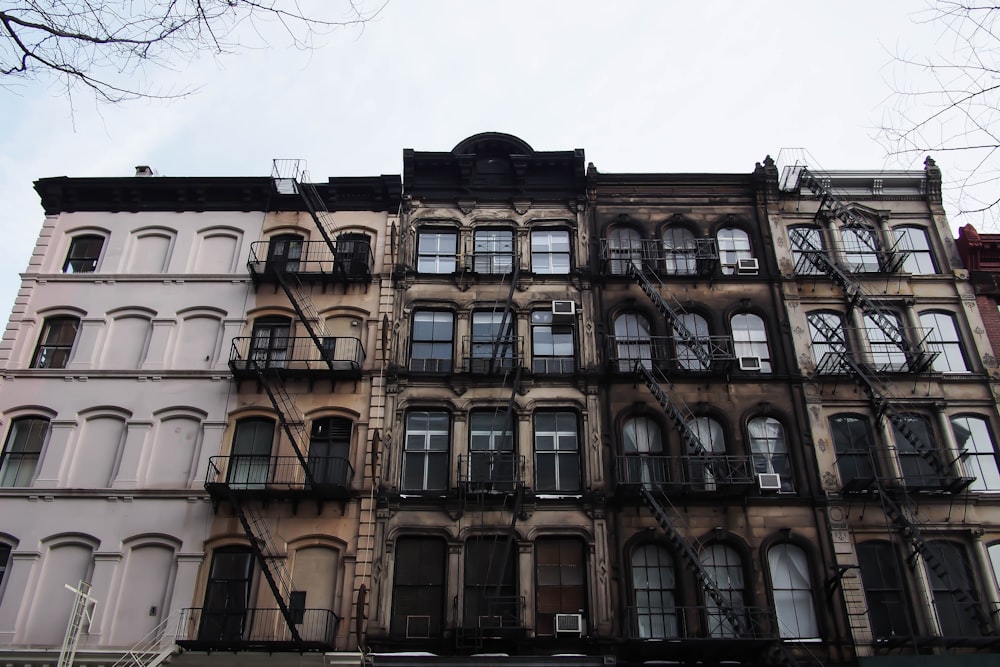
left=147, top=416, right=200, bottom=487
left=127, top=231, right=173, bottom=273
left=104, top=316, right=151, bottom=368
left=535, top=538, right=586, bottom=636
left=26, top=543, right=92, bottom=643
left=391, top=538, right=446, bottom=638
left=175, top=316, right=221, bottom=369
left=111, top=544, right=174, bottom=644
left=70, top=416, right=125, bottom=487
left=194, top=232, right=240, bottom=273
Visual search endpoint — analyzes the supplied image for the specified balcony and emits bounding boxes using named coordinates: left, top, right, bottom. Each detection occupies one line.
left=615, top=455, right=755, bottom=495
left=458, top=453, right=525, bottom=493
left=461, top=335, right=524, bottom=375
left=607, top=335, right=735, bottom=374
left=599, top=238, right=719, bottom=277
left=620, top=606, right=778, bottom=663
left=248, top=240, right=373, bottom=286
left=229, top=336, right=364, bottom=380
left=205, top=455, right=353, bottom=500
left=176, top=607, right=338, bottom=652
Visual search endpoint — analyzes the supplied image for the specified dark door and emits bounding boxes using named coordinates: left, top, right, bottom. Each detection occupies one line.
left=199, top=548, right=253, bottom=642
left=266, top=234, right=303, bottom=274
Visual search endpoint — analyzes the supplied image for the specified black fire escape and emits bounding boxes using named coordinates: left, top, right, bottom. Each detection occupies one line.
left=795, top=169, right=997, bottom=648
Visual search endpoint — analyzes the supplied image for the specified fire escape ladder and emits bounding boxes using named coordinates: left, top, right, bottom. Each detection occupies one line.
left=838, top=354, right=951, bottom=481
left=873, top=478, right=996, bottom=636
left=250, top=362, right=317, bottom=487
left=488, top=257, right=521, bottom=372
left=225, top=489, right=303, bottom=642
left=636, top=364, right=710, bottom=458
left=638, top=484, right=748, bottom=637
left=625, top=261, right=713, bottom=369
left=272, top=268, right=335, bottom=372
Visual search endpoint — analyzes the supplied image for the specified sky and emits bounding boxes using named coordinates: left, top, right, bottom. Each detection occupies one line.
left=0, top=1, right=958, bottom=321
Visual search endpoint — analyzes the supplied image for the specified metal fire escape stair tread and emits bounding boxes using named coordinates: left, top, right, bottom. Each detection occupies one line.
left=271, top=269, right=336, bottom=372
left=635, top=364, right=711, bottom=459
left=625, top=261, right=714, bottom=369
left=248, top=360, right=316, bottom=488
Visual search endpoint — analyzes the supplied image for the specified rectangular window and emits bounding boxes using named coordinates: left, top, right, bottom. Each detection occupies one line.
left=31, top=317, right=79, bottom=369
left=417, top=231, right=457, bottom=274
left=227, top=419, right=274, bottom=489
left=531, top=311, right=575, bottom=374
left=469, top=311, right=517, bottom=373
left=411, top=311, right=453, bottom=373
left=841, top=227, right=881, bottom=273
left=468, top=410, right=516, bottom=489
left=473, top=230, right=514, bottom=274
left=864, top=312, right=908, bottom=371
left=894, top=227, right=937, bottom=274
left=893, top=416, right=944, bottom=488
left=0, top=418, right=48, bottom=487
left=531, top=230, right=570, bottom=274
left=391, top=538, right=446, bottom=638
left=951, top=415, right=1000, bottom=491
left=920, top=312, right=969, bottom=373
left=62, top=235, right=104, bottom=273
left=464, top=538, right=518, bottom=628
left=535, top=538, right=586, bottom=636
left=534, top=412, right=580, bottom=492
left=402, top=411, right=449, bottom=492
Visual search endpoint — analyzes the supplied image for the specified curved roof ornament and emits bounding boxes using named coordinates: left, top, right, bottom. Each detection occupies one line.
left=451, top=132, right=534, bottom=156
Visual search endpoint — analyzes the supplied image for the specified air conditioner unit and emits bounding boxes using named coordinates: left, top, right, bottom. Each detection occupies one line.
left=736, top=258, right=760, bottom=275
left=552, top=300, right=577, bottom=320
left=555, top=613, right=584, bottom=636
left=405, top=615, right=431, bottom=639
left=758, top=473, right=782, bottom=491
left=739, top=356, right=762, bottom=371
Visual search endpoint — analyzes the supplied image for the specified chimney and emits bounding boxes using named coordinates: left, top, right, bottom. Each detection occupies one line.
left=135, top=165, right=154, bottom=177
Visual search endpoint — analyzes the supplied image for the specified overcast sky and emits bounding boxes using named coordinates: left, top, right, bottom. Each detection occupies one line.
left=0, top=1, right=953, bottom=321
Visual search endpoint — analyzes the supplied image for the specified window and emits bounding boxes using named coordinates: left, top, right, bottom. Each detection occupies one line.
left=893, top=415, right=944, bottom=488
left=748, top=417, right=792, bottom=491
left=631, top=545, right=677, bottom=639
left=789, top=225, right=824, bottom=274
left=606, top=227, right=643, bottom=275
left=334, top=233, right=372, bottom=278
left=62, top=235, right=104, bottom=273
left=864, top=311, right=907, bottom=371
left=841, top=227, right=881, bottom=273
left=662, top=227, right=697, bottom=275
left=0, top=543, right=9, bottom=589
left=536, top=538, right=586, bottom=636
left=265, top=234, right=303, bottom=274
left=534, top=411, right=580, bottom=492
left=227, top=418, right=274, bottom=488
left=920, top=312, right=969, bottom=373
left=468, top=409, right=516, bottom=489
left=391, top=538, right=446, bottom=638
left=464, top=538, right=518, bottom=628
left=531, top=229, right=570, bottom=274
left=767, top=544, right=818, bottom=639
left=621, top=416, right=666, bottom=486
left=470, top=311, right=516, bottom=373
left=894, top=226, right=936, bottom=274
left=674, top=312, right=710, bottom=372
left=473, top=229, right=514, bottom=274
left=249, top=317, right=291, bottom=369
left=614, top=312, right=653, bottom=372
left=402, top=411, right=449, bottom=492
left=717, top=227, right=752, bottom=275
left=0, top=417, right=48, bottom=487
left=988, top=543, right=1000, bottom=598
left=31, top=317, right=79, bottom=369
left=952, top=415, right=1000, bottom=491
left=531, top=310, right=574, bottom=374
left=925, top=541, right=985, bottom=637
left=731, top=313, right=771, bottom=373
left=198, top=547, right=253, bottom=642
left=700, top=544, right=747, bottom=638
left=686, top=416, right=726, bottom=490
left=857, top=541, right=912, bottom=640
left=411, top=311, right=453, bottom=373
left=831, top=415, right=877, bottom=490
left=807, top=311, right=847, bottom=371
left=308, top=417, right=351, bottom=486
left=416, top=230, right=457, bottom=274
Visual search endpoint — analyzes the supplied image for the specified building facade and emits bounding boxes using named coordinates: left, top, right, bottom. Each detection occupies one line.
left=0, top=138, right=998, bottom=667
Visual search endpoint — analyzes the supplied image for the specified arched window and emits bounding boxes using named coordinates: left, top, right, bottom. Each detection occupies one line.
left=308, top=417, right=352, bottom=487
left=717, top=228, right=752, bottom=275
left=606, top=227, right=643, bottom=275
left=227, top=418, right=274, bottom=488
left=249, top=316, right=292, bottom=368
left=199, top=546, right=254, bottom=642
left=830, top=414, right=877, bottom=491
left=335, top=232, right=373, bottom=279
left=662, top=227, right=697, bottom=275
left=631, top=544, right=677, bottom=639
left=857, top=541, right=912, bottom=640
left=920, top=311, right=969, bottom=373
left=700, top=544, right=747, bottom=637
left=63, top=234, right=105, bottom=273
left=894, top=226, right=937, bottom=274
left=731, top=313, right=771, bottom=373
left=807, top=311, right=847, bottom=372
left=674, top=312, right=710, bottom=372
left=686, top=416, right=726, bottom=491
left=614, top=312, right=652, bottom=372
left=841, top=226, right=881, bottom=273
left=391, top=537, right=446, bottom=638
left=0, top=417, right=49, bottom=487
left=789, top=225, right=824, bottom=275
left=951, top=415, right=1000, bottom=491
left=767, top=544, right=818, bottom=638
left=266, top=233, right=304, bottom=274
left=925, top=541, right=984, bottom=637
left=31, top=316, right=80, bottom=369
left=748, top=417, right=792, bottom=491
left=621, top=416, right=665, bottom=486
left=891, top=414, right=941, bottom=488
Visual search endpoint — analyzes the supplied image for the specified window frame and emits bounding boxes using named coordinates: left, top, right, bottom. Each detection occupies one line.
left=410, top=310, right=454, bottom=373
left=531, top=310, right=575, bottom=374
left=470, top=310, right=517, bottom=373
left=227, top=418, right=275, bottom=488
left=248, top=316, right=292, bottom=369
left=621, top=415, right=667, bottom=486
left=265, top=233, right=304, bottom=274
left=391, top=537, right=447, bottom=638
left=464, top=537, right=518, bottom=628
left=894, top=226, right=937, bottom=274
left=767, top=543, right=819, bottom=639
left=606, top=226, right=643, bottom=276
left=674, top=311, right=710, bottom=372
left=919, top=311, right=969, bottom=373
left=731, top=312, right=772, bottom=373
left=662, top=226, right=697, bottom=276
left=699, top=543, right=747, bottom=638
left=534, top=411, right=581, bottom=493
left=863, top=310, right=907, bottom=371
left=30, top=316, right=80, bottom=369
left=789, top=225, right=825, bottom=275
left=630, top=544, right=678, bottom=639
left=841, top=226, right=882, bottom=273
left=535, top=537, right=587, bottom=636
left=830, top=414, right=878, bottom=489
left=62, top=234, right=105, bottom=273
left=748, top=417, right=793, bottom=492
left=614, top=311, right=653, bottom=372
left=307, top=416, right=351, bottom=486
left=401, top=411, right=450, bottom=493
left=951, top=414, right=1000, bottom=491
left=530, top=228, right=571, bottom=275
left=892, top=414, right=943, bottom=488
left=717, top=227, right=752, bottom=275
left=925, top=540, right=985, bottom=637
left=807, top=311, right=848, bottom=371
left=857, top=541, right=913, bottom=640
left=416, top=229, right=458, bottom=274
left=0, top=416, right=49, bottom=487
left=472, top=228, right=515, bottom=275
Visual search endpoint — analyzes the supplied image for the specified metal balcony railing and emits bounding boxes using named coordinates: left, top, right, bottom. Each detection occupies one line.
left=461, top=335, right=524, bottom=375
left=205, top=456, right=353, bottom=496
left=599, top=238, right=719, bottom=276
left=624, top=605, right=777, bottom=640
left=248, top=240, right=374, bottom=283
left=458, top=453, right=524, bottom=492
left=615, top=455, right=756, bottom=491
left=607, top=335, right=735, bottom=372
left=178, top=607, right=338, bottom=651
left=229, top=336, right=364, bottom=378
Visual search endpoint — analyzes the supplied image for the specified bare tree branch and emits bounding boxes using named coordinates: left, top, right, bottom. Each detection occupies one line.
left=0, top=0, right=387, bottom=103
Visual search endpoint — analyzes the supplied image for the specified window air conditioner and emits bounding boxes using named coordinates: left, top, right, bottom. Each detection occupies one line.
left=736, top=257, right=759, bottom=275
left=552, top=300, right=577, bottom=320
left=405, top=615, right=431, bottom=639
left=739, top=356, right=762, bottom=371
left=555, top=613, right=584, bottom=636
left=758, top=473, right=782, bottom=491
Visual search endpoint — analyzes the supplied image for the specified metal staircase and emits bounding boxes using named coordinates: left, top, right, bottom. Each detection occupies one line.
left=270, top=268, right=335, bottom=371
left=58, top=581, right=97, bottom=667
left=635, top=364, right=713, bottom=460
left=248, top=361, right=316, bottom=487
